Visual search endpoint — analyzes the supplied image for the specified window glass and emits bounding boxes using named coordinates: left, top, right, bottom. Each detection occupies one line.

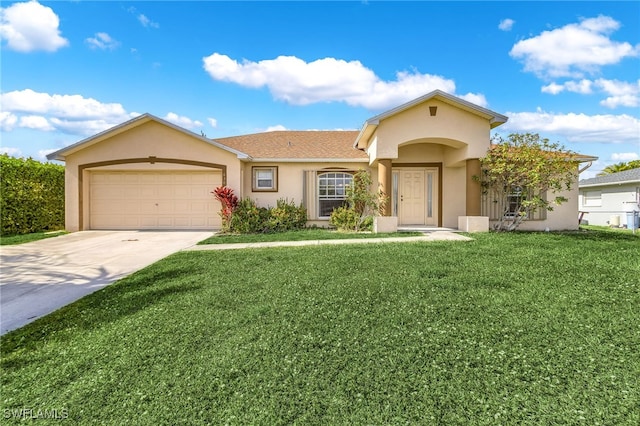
left=252, top=167, right=277, bottom=191
left=318, top=172, right=353, bottom=217
left=583, top=190, right=602, bottom=207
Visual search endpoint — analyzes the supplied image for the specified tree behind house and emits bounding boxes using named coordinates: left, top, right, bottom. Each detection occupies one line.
left=597, top=160, right=640, bottom=176
left=476, top=133, right=578, bottom=232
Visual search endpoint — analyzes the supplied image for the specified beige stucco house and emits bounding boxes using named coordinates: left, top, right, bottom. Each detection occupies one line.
left=47, top=90, right=593, bottom=232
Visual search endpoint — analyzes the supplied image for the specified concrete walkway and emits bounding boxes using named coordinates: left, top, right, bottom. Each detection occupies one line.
left=185, top=231, right=472, bottom=251
left=0, top=230, right=212, bottom=335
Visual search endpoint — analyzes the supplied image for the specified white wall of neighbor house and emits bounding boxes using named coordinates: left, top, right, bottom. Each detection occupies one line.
left=578, top=184, right=640, bottom=226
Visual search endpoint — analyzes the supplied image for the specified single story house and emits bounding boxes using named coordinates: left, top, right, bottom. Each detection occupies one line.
left=47, top=90, right=595, bottom=232
left=578, top=168, right=640, bottom=227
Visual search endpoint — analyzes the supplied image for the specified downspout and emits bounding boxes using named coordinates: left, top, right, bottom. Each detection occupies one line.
left=578, top=161, right=593, bottom=174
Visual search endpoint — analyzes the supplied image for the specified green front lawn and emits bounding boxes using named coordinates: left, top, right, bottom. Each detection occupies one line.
left=199, top=228, right=422, bottom=244
left=0, top=230, right=67, bottom=246
left=2, top=231, right=639, bottom=424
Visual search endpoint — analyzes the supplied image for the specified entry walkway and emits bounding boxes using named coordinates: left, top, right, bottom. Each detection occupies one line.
left=184, top=231, right=472, bottom=251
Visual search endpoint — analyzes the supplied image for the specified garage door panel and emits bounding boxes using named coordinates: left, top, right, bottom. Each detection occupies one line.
left=90, top=171, right=221, bottom=230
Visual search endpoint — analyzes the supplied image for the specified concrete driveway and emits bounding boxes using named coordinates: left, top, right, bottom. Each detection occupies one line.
left=0, top=230, right=213, bottom=335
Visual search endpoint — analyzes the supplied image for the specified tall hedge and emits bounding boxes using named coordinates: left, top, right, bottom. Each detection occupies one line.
left=0, top=154, right=65, bottom=235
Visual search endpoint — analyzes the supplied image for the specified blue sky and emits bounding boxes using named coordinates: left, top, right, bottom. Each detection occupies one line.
left=1, top=1, right=639, bottom=178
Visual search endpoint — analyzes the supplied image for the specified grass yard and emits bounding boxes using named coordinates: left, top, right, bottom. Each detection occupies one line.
left=198, top=228, right=422, bottom=244
left=0, top=230, right=67, bottom=246
left=1, top=231, right=639, bottom=424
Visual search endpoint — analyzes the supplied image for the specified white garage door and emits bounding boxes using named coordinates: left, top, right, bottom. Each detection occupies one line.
left=89, top=171, right=222, bottom=230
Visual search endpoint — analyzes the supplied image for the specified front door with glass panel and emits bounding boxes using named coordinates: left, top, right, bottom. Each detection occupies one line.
left=395, top=168, right=438, bottom=226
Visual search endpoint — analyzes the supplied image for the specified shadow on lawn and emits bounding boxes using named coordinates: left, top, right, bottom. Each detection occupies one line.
left=558, top=229, right=640, bottom=242
left=1, top=266, right=202, bottom=353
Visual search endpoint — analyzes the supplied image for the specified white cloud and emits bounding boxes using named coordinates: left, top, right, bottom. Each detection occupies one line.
left=541, top=82, right=564, bottom=95
left=510, top=15, right=639, bottom=79
left=0, top=146, right=22, bottom=156
left=265, top=124, right=287, bottom=132
left=163, top=112, right=203, bottom=130
left=138, top=14, right=159, bottom=29
left=19, top=115, right=54, bottom=131
left=85, top=32, right=119, bottom=50
left=48, top=118, right=122, bottom=136
left=38, top=148, right=57, bottom=160
left=0, top=0, right=68, bottom=52
left=499, top=19, right=515, bottom=31
left=202, top=53, right=465, bottom=110
left=541, top=78, right=639, bottom=108
left=0, top=89, right=136, bottom=135
left=458, top=92, right=488, bottom=108
left=611, top=152, right=639, bottom=161
left=1, top=89, right=129, bottom=120
left=596, top=78, right=640, bottom=108
left=207, top=117, right=218, bottom=128
left=0, top=111, right=18, bottom=131
left=502, top=109, right=640, bottom=144
left=541, top=79, right=593, bottom=95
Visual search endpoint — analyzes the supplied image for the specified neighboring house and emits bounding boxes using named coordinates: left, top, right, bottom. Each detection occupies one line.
left=47, top=90, right=595, bottom=232
left=578, top=168, right=640, bottom=227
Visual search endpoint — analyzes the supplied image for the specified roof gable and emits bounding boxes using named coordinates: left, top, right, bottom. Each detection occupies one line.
left=47, top=113, right=249, bottom=161
left=354, top=90, right=509, bottom=149
left=369, top=90, right=508, bottom=127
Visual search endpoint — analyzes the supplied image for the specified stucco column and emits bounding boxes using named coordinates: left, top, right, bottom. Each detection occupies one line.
left=466, top=158, right=482, bottom=216
left=378, top=159, right=392, bottom=216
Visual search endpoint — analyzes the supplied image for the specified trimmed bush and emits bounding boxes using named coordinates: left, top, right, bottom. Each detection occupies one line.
left=226, top=197, right=307, bottom=234
left=267, top=198, right=307, bottom=232
left=0, top=155, right=65, bottom=236
left=230, top=198, right=270, bottom=234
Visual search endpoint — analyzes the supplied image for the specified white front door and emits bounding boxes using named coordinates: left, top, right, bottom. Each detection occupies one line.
left=397, top=168, right=438, bottom=226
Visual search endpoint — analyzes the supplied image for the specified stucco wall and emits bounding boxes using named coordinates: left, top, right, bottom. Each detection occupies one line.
left=489, top=185, right=581, bottom=231
left=372, top=100, right=491, bottom=163
left=242, top=162, right=372, bottom=220
left=578, top=184, right=640, bottom=226
left=63, top=121, right=242, bottom=231
left=396, top=143, right=445, bottom=163
left=442, top=166, right=467, bottom=228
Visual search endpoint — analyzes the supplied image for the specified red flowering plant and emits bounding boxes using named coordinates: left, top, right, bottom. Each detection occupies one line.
left=212, top=186, right=238, bottom=232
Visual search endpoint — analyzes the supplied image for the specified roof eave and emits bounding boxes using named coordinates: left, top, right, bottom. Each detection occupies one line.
left=580, top=179, right=640, bottom=188
left=353, top=120, right=379, bottom=150
left=47, top=113, right=251, bottom=161
left=246, top=157, right=369, bottom=163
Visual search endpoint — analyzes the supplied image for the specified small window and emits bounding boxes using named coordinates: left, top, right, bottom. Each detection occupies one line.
left=318, top=172, right=353, bottom=217
left=582, top=190, right=602, bottom=207
left=504, top=186, right=525, bottom=218
left=252, top=167, right=278, bottom=192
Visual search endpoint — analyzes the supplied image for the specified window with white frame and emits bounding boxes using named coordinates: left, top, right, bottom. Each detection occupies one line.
left=582, top=190, right=602, bottom=207
left=318, top=172, right=353, bottom=217
left=252, top=166, right=277, bottom=191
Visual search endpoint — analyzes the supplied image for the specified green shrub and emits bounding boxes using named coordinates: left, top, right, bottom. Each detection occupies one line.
left=0, top=155, right=65, bottom=236
left=227, top=198, right=307, bottom=234
left=329, top=169, right=384, bottom=232
left=230, top=198, right=270, bottom=234
left=329, top=206, right=359, bottom=231
left=267, top=199, right=307, bottom=232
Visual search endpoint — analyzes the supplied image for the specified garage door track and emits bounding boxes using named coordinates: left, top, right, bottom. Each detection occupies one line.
left=0, top=231, right=212, bottom=335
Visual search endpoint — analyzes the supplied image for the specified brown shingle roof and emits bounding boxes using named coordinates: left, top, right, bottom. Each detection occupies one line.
left=214, top=130, right=368, bottom=160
